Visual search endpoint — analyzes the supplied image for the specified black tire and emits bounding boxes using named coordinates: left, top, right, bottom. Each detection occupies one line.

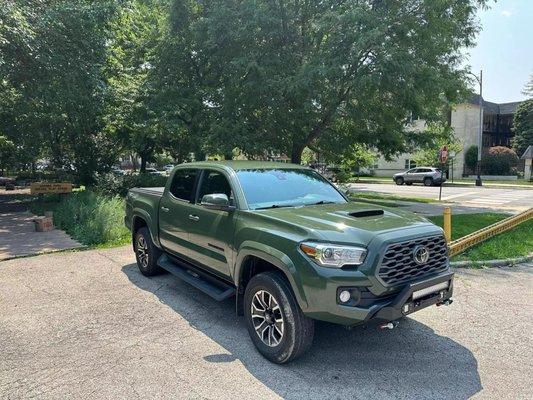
left=244, top=271, right=314, bottom=364
left=134, top=227, right=163, bottom=276
left=395, top=177, right=404, bottom=185
left=423, top=177, right=433, bottom=186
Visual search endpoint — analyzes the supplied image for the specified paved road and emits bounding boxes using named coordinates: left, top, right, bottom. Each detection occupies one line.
left=1, top=247, right=532, bottom=399
left=347, top=183, right=533, bottom=211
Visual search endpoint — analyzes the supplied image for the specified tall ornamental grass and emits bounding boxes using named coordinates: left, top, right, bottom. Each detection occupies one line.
left=32, top=191, right=130, bottom=246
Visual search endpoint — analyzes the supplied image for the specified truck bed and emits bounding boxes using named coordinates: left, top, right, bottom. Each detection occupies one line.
left=130, top=187, right=164, bottom=196
left=125, top=187, right=165, bottom=234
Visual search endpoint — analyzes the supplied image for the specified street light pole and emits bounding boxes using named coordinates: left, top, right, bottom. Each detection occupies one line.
left=476, top=70, right=483, bottom=187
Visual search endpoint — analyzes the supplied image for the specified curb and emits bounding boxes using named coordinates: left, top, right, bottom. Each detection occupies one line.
left=451, top=254, right=533, bottom=268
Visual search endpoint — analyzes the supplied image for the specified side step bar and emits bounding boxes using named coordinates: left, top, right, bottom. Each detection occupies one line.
left=157, top=254, right=236, bottom=301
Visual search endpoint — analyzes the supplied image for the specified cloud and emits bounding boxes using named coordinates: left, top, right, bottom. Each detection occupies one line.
left=501, top=10, right=512, bottom=18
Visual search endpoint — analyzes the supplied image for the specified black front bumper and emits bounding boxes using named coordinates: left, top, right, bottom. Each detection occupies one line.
left=370, top=271, right=454, bottom=322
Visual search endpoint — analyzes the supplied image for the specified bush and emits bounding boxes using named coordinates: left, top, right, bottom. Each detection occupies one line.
left=94, top=173, right=167, bottom=197
left=334, top=168, right=352, bottom=183
left=480, top=146, right=519, bottom=175
left=465, top=145, right=478, bottom=170
left=31, top=190, right=130, bottom=246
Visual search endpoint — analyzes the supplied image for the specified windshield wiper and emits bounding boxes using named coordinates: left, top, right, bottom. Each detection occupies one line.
left=306, top=200, right=337, bottom=206
left=254, top=204, right=294, bottom=210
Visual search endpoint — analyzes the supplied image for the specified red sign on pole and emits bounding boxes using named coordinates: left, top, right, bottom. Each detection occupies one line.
left=439, top=145, right=448, bottom=164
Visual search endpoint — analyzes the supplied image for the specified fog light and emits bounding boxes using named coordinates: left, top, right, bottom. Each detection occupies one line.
left=339, top=290, right=351, bottom=303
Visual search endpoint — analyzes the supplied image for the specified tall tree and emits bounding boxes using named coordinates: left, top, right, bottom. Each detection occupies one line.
left=170, top=0, right=484, bottom=163
left=105, top=0, right=174, bottom=172
left=512, top=99, right=533, bottom=157
left=0, top=0, right=116, bottom=183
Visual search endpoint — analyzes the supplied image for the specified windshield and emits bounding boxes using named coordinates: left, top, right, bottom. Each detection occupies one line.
left=236, top=169, right=347, bottom=210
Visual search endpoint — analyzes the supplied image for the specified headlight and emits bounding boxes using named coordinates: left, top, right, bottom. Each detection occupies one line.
left=299, top=242, right=367, bottom=268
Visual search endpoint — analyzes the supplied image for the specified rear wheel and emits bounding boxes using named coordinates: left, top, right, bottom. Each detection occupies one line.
left=134, top=227, right=163, bottom=276
left=244, top=271, right=314, bottom=364
left=395, top=177, right=404, bottom=185
left=423, top=177, right=433, bottom=186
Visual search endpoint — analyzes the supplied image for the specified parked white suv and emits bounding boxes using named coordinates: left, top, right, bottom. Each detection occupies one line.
left=393, top=167, right=445, bottom=186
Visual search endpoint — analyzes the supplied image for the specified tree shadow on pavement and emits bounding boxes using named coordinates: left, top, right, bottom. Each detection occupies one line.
left=122, top=263, right=482, bottom=400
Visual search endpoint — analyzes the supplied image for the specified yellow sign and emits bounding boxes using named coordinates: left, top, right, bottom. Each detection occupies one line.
left=30, top=182, right=73, bottom=195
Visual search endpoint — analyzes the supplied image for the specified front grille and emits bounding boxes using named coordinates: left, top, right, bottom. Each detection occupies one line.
left=377, top=235, right=448, bottom=285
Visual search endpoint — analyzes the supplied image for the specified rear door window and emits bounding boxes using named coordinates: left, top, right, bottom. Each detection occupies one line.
left=169, top=169, right=198, bottom=201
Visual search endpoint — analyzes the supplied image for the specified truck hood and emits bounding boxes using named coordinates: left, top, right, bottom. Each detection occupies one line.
left=254, top=202, right=437, bottom=245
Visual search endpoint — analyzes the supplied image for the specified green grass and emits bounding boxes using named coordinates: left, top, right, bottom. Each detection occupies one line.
left=349, top=192, right=437, bottom=204
left=30, top=190, right=130, bottom=247
left=428, top=213, right=533, bottom=262
left=450, top=178, right=533, bottom=187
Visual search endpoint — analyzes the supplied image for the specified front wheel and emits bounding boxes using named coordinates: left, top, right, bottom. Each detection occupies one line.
left=395, top=177, right=404, bottom=185
left=244, top=271, right=314, bottom=364
left=424, top=177, right=433, bottom=186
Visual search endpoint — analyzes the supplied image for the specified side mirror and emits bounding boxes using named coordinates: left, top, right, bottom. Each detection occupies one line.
left=200, top=193, right=235, bottom=211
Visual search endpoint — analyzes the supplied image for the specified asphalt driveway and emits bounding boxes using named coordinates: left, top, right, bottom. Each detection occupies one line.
left=1, top=246, right=531, bottom=399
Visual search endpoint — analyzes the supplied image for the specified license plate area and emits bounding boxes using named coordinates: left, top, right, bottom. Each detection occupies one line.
left=402, top=281, right=450, bottom=315
left=412, top=281, right=449, bottom=300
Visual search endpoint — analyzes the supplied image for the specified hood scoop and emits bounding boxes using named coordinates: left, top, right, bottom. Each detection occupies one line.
left=348, top=209, right=384, bottom=218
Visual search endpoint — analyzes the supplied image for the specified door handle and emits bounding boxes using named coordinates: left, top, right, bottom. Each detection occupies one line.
left=188, top=214, right=200, bottom=221
left=161, top=207, right=169, bottom=212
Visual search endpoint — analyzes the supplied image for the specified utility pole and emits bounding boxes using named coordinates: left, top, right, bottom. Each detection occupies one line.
left=476, top=70, right=483, bottom=187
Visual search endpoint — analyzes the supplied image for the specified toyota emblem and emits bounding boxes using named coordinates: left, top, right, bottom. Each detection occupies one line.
left=413, top=245, right=430, bottom=264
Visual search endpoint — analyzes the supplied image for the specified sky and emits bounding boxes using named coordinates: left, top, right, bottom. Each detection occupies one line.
left=464, top=0, right=533, bottom=103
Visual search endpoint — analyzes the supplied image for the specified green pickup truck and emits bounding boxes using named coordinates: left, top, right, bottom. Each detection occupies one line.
left=125, top=161, right=453, bottom=363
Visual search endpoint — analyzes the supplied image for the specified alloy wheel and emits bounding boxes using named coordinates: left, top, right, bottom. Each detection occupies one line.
left=250, top=290, right=284, bottom=347
left=136, top=236, right=149, bottom=268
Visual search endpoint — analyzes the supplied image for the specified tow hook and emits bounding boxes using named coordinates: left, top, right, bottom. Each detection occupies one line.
left=379, top=321, right=399, bottom=330
left=436, top=299, right=454, bottom=307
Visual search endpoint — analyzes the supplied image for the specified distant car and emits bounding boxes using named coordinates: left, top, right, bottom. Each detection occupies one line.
left=0, top=177, right=16, bottom=186
left=393, top=167, right=446, bottom=186
left=144, top=167, right=162, bottom=175
left=163, top=164, right=175, bottom=172
left=111, top=167, right=126, bottom=176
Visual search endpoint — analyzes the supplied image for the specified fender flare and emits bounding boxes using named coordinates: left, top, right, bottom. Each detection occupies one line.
left=132, top=210, right=161, bottom=248
left=234, top=241, right=308, bottom=310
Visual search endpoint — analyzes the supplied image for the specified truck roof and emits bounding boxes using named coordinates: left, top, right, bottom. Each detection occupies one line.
left=179, top=160, right=309, bottom=171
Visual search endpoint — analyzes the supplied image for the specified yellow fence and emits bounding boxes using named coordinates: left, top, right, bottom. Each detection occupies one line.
left=448, top=208, right=533, bottom=257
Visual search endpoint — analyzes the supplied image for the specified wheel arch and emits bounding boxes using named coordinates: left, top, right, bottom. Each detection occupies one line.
left=131, top=211, right=161, bottom=249
left=234, top=243, right=308, bottom=315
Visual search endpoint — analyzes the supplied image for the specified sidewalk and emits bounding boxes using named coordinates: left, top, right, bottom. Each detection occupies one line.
left=0, top=212, right=83, bottom=261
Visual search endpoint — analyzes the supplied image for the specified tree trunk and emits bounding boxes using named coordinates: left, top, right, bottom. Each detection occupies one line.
left=140, top=156, right=147, bottom=173
left=291, top=144, right=304, bottom=164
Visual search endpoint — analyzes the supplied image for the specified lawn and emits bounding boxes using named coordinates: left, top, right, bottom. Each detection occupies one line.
left=349, top=192, right=436, bottom=204
left=428, top=213, right=533, bottom=262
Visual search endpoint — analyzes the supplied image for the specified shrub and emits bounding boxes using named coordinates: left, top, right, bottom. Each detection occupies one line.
left=31, top=190, right=130, bottom=246
left=334, top=168, right=352, bottom=183
left=94, top=173, right=167, bottom=197
left=480, top=146, right=519, bottom=175
left=465, top=145, right=478, bottom=169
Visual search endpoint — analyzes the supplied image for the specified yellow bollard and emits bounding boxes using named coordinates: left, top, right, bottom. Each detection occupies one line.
left=443, top=207, right=452, bottom=243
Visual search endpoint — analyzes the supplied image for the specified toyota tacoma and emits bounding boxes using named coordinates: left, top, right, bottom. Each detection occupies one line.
left=125, top=161, right=453, bottom=363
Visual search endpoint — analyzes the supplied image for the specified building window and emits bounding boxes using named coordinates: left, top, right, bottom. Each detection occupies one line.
left=404, top=159, right=416, bottom=169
